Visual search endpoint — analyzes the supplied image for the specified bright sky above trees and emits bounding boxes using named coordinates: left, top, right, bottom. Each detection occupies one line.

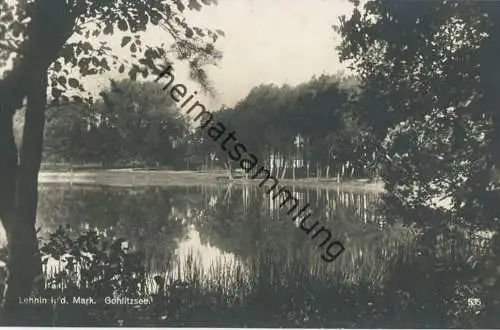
left=84, top=0, right=355, bottom=109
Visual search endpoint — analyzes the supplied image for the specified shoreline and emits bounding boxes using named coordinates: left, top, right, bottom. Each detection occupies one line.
left=39, top=169, right=384, bottom=192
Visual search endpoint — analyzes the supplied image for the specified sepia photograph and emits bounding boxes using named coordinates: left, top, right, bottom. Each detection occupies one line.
left=0, top=0, right=499, bottom=327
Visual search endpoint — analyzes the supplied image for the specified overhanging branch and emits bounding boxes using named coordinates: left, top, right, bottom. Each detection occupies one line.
left=0, top=43, right=21, bottom=54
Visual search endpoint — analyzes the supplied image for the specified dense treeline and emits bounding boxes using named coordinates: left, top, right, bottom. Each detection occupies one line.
left=43, top=80, right=190, bottom=168
left=191, top=74, right=375, bottom=180
left=40, top=74, right=375, bottom=180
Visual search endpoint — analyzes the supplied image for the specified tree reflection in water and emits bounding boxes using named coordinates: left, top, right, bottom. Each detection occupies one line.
left=0, top=183, right=493, bottom=327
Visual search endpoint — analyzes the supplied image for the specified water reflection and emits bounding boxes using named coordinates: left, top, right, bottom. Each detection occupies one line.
left=4, top=183, right=494, bottom=327
left=31, top=184, right=405, bottom=283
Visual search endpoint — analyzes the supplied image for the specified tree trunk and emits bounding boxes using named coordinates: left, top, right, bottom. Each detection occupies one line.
left=0, top=2, right=76, bottom=323
left=281, top=160, right=288, bottom=179
left=272, top=157, right=277, bottom=177
left=0, top=67, right=48, bottom=325
left=224, top=160, right=233, bottom=179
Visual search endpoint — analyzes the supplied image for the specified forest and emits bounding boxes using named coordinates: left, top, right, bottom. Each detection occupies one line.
left=38, top=73, right=371, bottom=181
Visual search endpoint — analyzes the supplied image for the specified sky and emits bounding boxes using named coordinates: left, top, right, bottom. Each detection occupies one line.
left=87, top=0, right=355, bottom=109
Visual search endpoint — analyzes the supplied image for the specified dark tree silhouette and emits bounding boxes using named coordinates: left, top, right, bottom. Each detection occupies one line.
left=336, top=0, right=500, bottom=229
left=0, top=0, right=222, bottom=323
left=336, top=1, right=500, bottom=324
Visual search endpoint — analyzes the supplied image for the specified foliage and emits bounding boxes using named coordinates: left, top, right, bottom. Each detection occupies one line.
left=0, top=0, right=223, bottom=102
left=36, top=226, right=148, bottom=325
left=172, top=74, right=373, bottom=178
left=0, top=0, right=223, bottom=320
left=336, top=0, right=500, bottom=229
left=41, top=226, right=147, bottom=297
left=43, top=79, right=191, bottom=167
left=335, top=2, right=500, bottom=325
left=43, top=102, right=92, bottom=163
left=35, top=225, right=487, bottom=327
left=29, top=180, right=498, bottom=327
left=42, top=74, right=376, bottom=178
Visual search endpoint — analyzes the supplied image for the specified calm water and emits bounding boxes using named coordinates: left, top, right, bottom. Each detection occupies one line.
left=33, top=184, right=407, bottom=281
left=2, top=183, right=495, bottom=327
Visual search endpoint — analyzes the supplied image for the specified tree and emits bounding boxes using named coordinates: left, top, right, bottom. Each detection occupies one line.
left=0, top=0, right=222, bottom=323
left=90, top=79, right=190, bottom=167
left=336, top=1, right=500, bottom=323
left=210, top=75, right=359, bottom=180
left=336, top=0, right=500, bottom=227
left=43, top=79, right=191, bottom=167
left=43, top=102, right=93, bottom=163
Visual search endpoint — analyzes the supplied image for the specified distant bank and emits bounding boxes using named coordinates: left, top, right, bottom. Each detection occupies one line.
left=39, top=169, right=384, bottom=192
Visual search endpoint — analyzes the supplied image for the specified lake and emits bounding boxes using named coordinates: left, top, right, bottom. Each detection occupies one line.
left=2, top=182, right=494, bottom=327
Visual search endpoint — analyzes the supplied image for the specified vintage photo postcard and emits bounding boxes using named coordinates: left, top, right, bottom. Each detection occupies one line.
left=0, top=0, right=499, bottom=327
